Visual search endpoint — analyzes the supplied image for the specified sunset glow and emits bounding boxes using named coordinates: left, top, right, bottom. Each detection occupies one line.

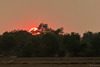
left=29, top=27, right=38, bottom=32
left=29, top=27, right=40, bottom=35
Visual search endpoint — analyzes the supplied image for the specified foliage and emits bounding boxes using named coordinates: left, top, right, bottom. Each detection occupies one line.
left=0, top=23, right=100, bottom=57
left=39, top=32, right=59, bottom=57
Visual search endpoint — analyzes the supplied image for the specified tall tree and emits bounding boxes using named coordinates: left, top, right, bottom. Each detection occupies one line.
left=91, top=32, right=100, bottom=56
left=63, top=32, right=81, bottom=56
left=2, top=32, right=15, bottom=56
left=40, top=32, right=59, bottom=57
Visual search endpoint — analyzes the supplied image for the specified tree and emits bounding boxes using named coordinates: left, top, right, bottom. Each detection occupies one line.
left=63, top=32, right=81, bottom=57
left=8, top=30, right=33, bottom=56
left=81, top=31, right=95, bottom=57
left=21, top=41, right=35, bottom=57
left=82, top=31, right=93, bottom=46
left=91, top=32, right=100, bottom=56
left=54, top=27, right=64, bottom=35
left=37, top=23, right=64, bottom=35
left=38, top=23, right=50, bottom=34
left=40, top=32, right=59, bottom=57
left=25, top=35, right=41, bottom=57
left=2, top=23, right=100, bottom=57
left=0, top=35, right=3, bottom=55
left=2, top=32, right=15, bottom=56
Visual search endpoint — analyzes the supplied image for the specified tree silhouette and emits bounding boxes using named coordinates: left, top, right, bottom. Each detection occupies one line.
left=0, top=23, right=100, bottom=57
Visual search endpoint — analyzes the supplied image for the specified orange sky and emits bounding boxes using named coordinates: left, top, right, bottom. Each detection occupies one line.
left=0, top=0, right=100, bottom=35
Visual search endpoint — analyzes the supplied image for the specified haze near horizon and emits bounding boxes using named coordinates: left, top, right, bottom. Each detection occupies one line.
left=0, top=0, right=100, bottom=35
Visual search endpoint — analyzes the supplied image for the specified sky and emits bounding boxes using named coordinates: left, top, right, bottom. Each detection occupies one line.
left=0, top=0, right=100, bottom=35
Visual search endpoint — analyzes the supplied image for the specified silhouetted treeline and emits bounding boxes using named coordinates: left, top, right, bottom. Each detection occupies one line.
left=0, top=23, right=100, bottom=57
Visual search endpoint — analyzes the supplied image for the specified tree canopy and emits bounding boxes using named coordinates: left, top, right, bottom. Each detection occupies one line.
left=0, top=23, right=100, bottom=57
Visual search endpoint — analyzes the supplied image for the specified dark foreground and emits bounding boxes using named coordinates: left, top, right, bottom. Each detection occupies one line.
left=0, top=64, right=98, bottom=67
left=0, top=57, right=100, bottom=67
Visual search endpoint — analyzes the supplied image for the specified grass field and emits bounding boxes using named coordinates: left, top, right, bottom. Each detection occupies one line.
left=0, top=57, right=100, bottom=67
